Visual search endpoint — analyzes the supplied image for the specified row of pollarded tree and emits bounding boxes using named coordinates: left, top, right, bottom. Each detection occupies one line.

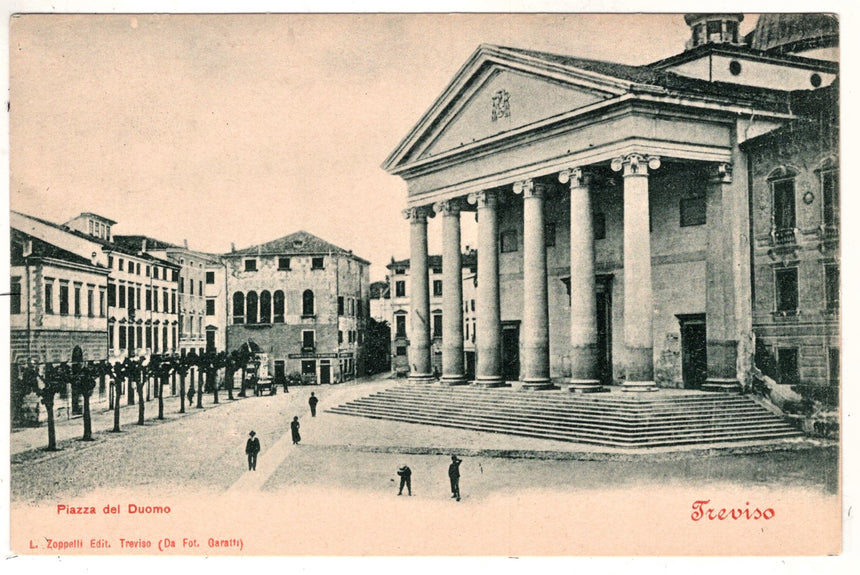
left=17, top=345, right=261, bottom=452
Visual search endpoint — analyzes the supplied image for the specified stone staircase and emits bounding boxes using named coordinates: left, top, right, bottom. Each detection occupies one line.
left=326, top=385, right=802, bottom=448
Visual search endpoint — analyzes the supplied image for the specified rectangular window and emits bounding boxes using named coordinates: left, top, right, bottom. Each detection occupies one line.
left=593, top=212, right=606, bottom=240
left=119, top=283, right=126, bottom=308
left=173, top=270, right=179, bottom=282
left=206, top=271, right=215, bottom=284
left=680, top=196, right=707, bottom=227
left=244, top=259, right=257, bottom=272
left=773, top=179, right=796, bottom=230
left=119, top=258, right=124, bottom=271
left=146, top=288, right=152, bottom=311
left=433, top=313, right=443, bottom=338
left=119, top=326, right=127, bottom=350
left=465, top=321, right=469, bottom=341
left=500, top=230, right=518, bottom=253
left=108, top=283, right=116, bottom=307
left=74, top=285, right=81, bottom=316
left=822, top=170, right=839, bottom=228
left=109, top=325, right=115, bottom=350
left=146, top=326, right=152, bottom=349
left=777, top=347, right=799, bottom=385
left=171, top=291, right=176, bottom=313
left=394, top=268, right=406, bottom=275
left=153, top=267, right=159, bottom=280
left=10, top=277, right=21, bottom=314
left=433, top=280, right=443, bottom=297
left=338, top=296, right=344, bottom=315
left=395, top=281, right=406, bottom=297
left=312, top=257, right=324, bottom=270
left=199, top=280, right=202, bottom=295
left=828, top=348, right=840, bottom=385
left=471, top=299, right=475, bottom=312
left=396, top=314, right=406, bottom=337
left=87, top=288, right=94, bottom=317
left=179, top=277, right=185, bottom=294
left=190, top=279, right=194, bottom=295
left=206, top=299, right=216, bottom=315
left=128, top=286, right=136, bottom=310
left=163, top=289, right=169, bottom=312
left=128, top=324, right=135, bottom=352
left=278, top=257, right=291, bottom=270
left=145, top=265, right=150, bottom=277
left=302, top=330, right=315, bottom=350
left=396, top=346, right=407, bottom=356
left=545, top=223, right=556, bottom=247
left=100, top=289, right=106, bottom=317
left=59, top=283, right=70, bottom=315
left=775, top=268, right=798, bottom=312
left=825, top=264, right=839, bottom=312
left=338, top=330, right=343, bottom=344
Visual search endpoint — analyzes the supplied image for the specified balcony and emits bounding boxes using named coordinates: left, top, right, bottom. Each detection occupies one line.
left=818, top=224, right=839, bottom=252
left=771, top=227, right=796, bottom=246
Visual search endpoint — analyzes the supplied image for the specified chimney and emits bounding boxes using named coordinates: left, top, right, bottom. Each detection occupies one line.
left=183, top=239, right=189, bottom=249
left=231, top=242, right=235, bottom=253
left=141, top=238, right=147, bottom=252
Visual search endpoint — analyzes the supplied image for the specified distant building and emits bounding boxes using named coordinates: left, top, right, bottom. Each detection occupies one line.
left=223, top=231, right=370, bottom=384
left=369, top=279, right=391, bottom=322
left=387, top=252, right=476, bottom=377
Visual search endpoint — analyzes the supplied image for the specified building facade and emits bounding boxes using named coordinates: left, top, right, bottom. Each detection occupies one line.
left=224, top=231, right=371, bottom=384
left=387, top=253, right=476, bottom=377
left=383, top=14, right=838, bottom=393
left=743, top=85, right=839, bottom=393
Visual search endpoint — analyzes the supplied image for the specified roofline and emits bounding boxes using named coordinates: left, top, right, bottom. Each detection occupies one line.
left=649, top=43, right=839, bottom=73
left=224, top=250, right=371, bottom=266
left=27, top=255, right=111, bottom=275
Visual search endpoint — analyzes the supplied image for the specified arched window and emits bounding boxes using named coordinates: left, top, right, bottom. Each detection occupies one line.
left=259, top=290, right=272, bottom=324
left=232, top=292, right=245, bottom=324
left=273, top=290, right=285, bottom=323
left=302, top=289, right=315, bottom=316
left=246, top=291, right=259, bottom=325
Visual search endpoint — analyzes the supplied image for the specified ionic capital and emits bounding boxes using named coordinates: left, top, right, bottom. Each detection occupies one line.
left=708, top=162, right=733, bottom=184
left=611, top=154, right=661, bottom=177
left=467, top=190, right=498, bottom=209
left=559, top=167, right=593, bottom=188
left=433, top=198, right=463, bottom=216
left=512, top=179, right=548, bottom=199
left=402, top=205, right=435, bottom=222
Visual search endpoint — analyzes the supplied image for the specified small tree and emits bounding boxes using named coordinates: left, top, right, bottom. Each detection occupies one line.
left=32, top=363, right=70, bottom=451
left=125, top=357, right=146, bottom=426
left=175, top=353, right=191, bottom=414
left=149, top=354, right=175, bottom=420
left=71, top=361, right=98, bottom=441
left=110, top=360, right=129, bottom=433
left=225, top=351, right=240, bottom=400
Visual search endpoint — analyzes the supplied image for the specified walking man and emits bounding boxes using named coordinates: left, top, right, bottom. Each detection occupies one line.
left=291, top=416, right=301, bottom=445
left=309, top=392, right=319, bottom=417
left=448, top=455, right=462, bottom=501
left=245, top=431, right=260, bottom=471
left=397, top=464, right=412, bottom=496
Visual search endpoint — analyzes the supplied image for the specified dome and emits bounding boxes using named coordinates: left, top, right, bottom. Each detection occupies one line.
left=749, top=13, right=838, bottom=56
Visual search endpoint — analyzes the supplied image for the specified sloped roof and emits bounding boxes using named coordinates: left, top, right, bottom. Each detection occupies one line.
left=387, top=252, right=477, bottom=270
left=10, top=228, right=107, bottom=271
left=114, top=235, right=177, bottom=251
left=496, top=45, right=794, bottom=110
left=230, top=230, right=367, bottom=261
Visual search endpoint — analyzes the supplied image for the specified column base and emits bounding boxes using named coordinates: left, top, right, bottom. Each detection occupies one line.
left=473, top=377, right=510, bottom=388
left=621, top=380, right=658, bottom=392
left=440, top=375, right=469, bottom=386
left=408, top=373, right=437, bottom=384
left=702, top=378, right=742, bottom=393
left=567, top=379, right=608, bottom=393
left=521, top=379, right=559, bottom=391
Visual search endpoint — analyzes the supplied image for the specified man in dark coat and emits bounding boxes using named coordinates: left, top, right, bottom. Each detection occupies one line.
left=245, top=431, right=260, bottom=471
left=448, top=455, right=462, bottom=501
left=397, top=464, right=412, bottom=496
left=291, top=416, right=301, bottom=445
left=308, top=392, right=319, bottom=417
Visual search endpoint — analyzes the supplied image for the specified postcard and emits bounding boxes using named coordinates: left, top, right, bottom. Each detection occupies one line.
left=5, top=10, right=846, bottom=560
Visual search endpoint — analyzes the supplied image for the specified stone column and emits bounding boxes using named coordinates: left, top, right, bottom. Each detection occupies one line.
left=703, top=163, right=741, bottom=392
left=403, top=206, right=435, bottom=383
left=468, top=190, right=506, bottom=387
left=612, top=154, right=660, bottom=391
left=514, top=179, right=554, bottom=389
left=559, top=167, right=604, bottom=393
left=435, top=199, right=467, bottom=385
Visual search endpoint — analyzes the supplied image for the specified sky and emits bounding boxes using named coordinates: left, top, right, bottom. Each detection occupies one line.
left=9, top=12, right=761, bottom=280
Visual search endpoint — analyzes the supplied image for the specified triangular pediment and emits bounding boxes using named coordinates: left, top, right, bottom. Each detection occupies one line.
left=383, top=45, right=632, bottom=173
